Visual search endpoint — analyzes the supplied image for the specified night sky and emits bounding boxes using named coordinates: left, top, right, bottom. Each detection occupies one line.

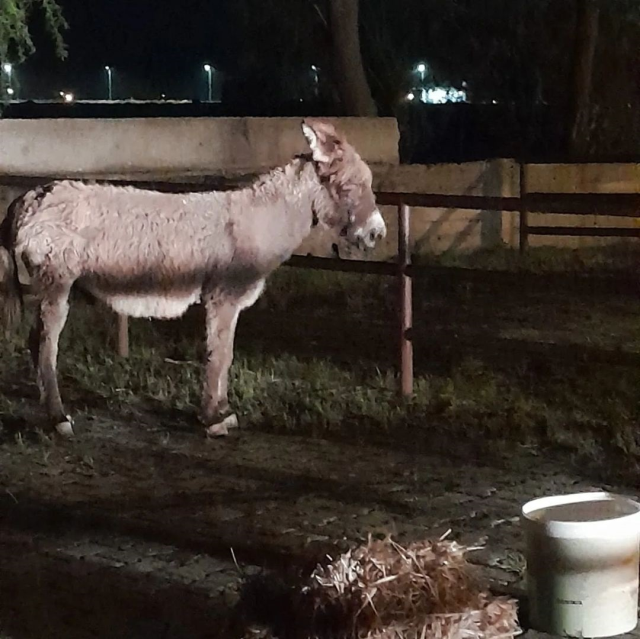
left=18, top=0, right=235, bottom=101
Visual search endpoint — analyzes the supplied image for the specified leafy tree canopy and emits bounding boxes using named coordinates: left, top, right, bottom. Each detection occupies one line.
left=0, top=0, right=67, bottom=63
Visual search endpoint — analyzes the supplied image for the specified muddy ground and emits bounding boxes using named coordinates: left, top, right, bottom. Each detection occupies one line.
left=2, top=263, right=640, bottom=638
left=3, top=411, right=637, bottom=639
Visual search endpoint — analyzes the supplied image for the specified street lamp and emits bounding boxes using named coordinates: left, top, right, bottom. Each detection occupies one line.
left=105, top=66, right=113, bottom=101
left=415, top=63, right=428, bottom=103
left=203, top=64, right=213, bottom=102
left=2, top=63, right=13, bottom=91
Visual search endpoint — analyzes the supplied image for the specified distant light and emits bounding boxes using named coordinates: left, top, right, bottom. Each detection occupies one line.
left=203, top=64, right=211, bottom=72
left=311, top=65, right=318, bottom=71
left=6, top=87, right=14, bottom=96
left=406, top=92, right=415, bottom=101
left=422, top=87, right=467, bottom=104
left=105, top=65, right=111, bottom=71
left=427, top=87, right=447, bottom=103
left=416, top=63, right=426, bottom=74
left=64, top=92, right=74, bottom=103
left=2, top=63, right=12, bottom=73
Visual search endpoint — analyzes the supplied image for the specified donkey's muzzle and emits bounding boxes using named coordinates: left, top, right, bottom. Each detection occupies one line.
left=353, top=210, right=387, bottom=250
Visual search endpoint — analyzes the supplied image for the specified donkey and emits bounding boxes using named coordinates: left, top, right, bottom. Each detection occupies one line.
left=0, top=118, right=386, bottom=438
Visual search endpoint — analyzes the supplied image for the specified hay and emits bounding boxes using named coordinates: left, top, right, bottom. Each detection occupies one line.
left=301, top=534, right=521, bottom=639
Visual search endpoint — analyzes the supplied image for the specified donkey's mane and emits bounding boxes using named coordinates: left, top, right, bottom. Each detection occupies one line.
left=229, top=154, right=315, bottom=207
left=247, top=154, right=312, bottom=191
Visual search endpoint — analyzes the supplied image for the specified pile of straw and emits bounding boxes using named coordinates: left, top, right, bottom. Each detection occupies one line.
left=301, top=534, right=521, bottom=639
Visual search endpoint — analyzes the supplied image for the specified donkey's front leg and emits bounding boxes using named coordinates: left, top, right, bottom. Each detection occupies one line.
left=201, top=297, right=241, bottom=437
left=33, top=286, right=74, bottom=437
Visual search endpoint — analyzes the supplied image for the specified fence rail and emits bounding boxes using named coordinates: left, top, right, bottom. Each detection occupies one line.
left=113, top=173, right=640, bottom=394
left=284, top=188, right=640, bottom=396
left=5, top=168, right=640, bottom=396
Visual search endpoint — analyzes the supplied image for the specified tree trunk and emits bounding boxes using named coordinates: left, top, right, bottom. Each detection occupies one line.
left=328, top=0, right=377, bottom=116
left=567, top=0, right=600, bottom=158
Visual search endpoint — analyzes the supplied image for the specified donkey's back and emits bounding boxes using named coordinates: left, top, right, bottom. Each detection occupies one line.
left=10, top=180, right=239, bottom=319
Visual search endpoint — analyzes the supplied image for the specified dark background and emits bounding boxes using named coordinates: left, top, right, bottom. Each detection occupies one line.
left=15, top=0, right=234, bottom=101
left=5, top=0, right=640, bottom=165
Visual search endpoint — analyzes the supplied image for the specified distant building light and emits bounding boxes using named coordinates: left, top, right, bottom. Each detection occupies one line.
left=427, top=87, right=448, bottom=104
left=419, top=87, right=467, bottom=104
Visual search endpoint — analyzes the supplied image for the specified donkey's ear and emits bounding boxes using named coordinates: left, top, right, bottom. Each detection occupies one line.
left=302, top=122, right=331, bottom=163
left=302, top=119, right=339, bottom=163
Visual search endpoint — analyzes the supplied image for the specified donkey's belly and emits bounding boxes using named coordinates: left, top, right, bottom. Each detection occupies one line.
left=83, top=284, right=202, bottom=319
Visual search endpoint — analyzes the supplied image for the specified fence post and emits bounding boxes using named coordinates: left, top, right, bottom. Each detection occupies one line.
left=397, top=202, right=413, bottom=398
left=519, top=162, right=529, bottom=253
left=117, top=314, right=129, bottom=358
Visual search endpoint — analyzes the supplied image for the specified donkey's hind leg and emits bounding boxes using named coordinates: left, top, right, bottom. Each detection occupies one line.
left=33, top=285, right=74, bottom=437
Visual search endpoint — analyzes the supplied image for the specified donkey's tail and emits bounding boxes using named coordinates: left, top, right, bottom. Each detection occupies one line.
left=0, top=202, right=24, bottom=330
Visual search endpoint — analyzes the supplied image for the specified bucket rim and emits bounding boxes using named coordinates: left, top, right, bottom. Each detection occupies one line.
left=521, top=491, right=640, bottom=538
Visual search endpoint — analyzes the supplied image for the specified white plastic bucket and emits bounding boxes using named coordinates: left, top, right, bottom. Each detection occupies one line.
left=522, top=491, right=640, bottom=638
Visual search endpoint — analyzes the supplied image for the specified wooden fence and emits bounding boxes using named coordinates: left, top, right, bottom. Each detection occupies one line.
left=112, top=174, right=640, bottom=397
left=6, top=169, right=636, bottom=396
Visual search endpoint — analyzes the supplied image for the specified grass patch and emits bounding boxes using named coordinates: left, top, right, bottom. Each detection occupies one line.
left=413, top=242, right=640, bottom=273
left=2, top=244, right=640, bottom=468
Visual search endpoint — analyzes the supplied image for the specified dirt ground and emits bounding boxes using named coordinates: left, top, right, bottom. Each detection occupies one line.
left=1, top=411, right=639, bottom=638
left=3, top=260, right=640, bottom=637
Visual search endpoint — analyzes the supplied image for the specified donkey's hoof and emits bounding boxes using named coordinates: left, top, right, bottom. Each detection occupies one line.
left=205, top=414, right=238, bottom=438
left=55, top=420, right=75, bottom=438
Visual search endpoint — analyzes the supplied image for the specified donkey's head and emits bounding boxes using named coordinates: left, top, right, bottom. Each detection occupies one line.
left=302, top=118, right=386, bottom=250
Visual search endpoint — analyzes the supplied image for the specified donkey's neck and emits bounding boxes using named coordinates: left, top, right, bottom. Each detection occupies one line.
left=249, top=156, right=319, bottom=210
left=226, top=157, right=322, bottom=274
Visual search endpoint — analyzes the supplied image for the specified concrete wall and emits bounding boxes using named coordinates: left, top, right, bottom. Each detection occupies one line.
left=524, top=163, right=640, bottom=249
left=375, top=159, right=520, bottom=257
left=2, top=117, right=640, bottom=260
left=0, top=117, right=400, bottom=178
left=352, top=160, right=640, bottom=257
left=526, top=163, right=640, bottom=194
left=297, top=159, right=521, bottom=260
left=0, top=117, right=400, bottom=280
